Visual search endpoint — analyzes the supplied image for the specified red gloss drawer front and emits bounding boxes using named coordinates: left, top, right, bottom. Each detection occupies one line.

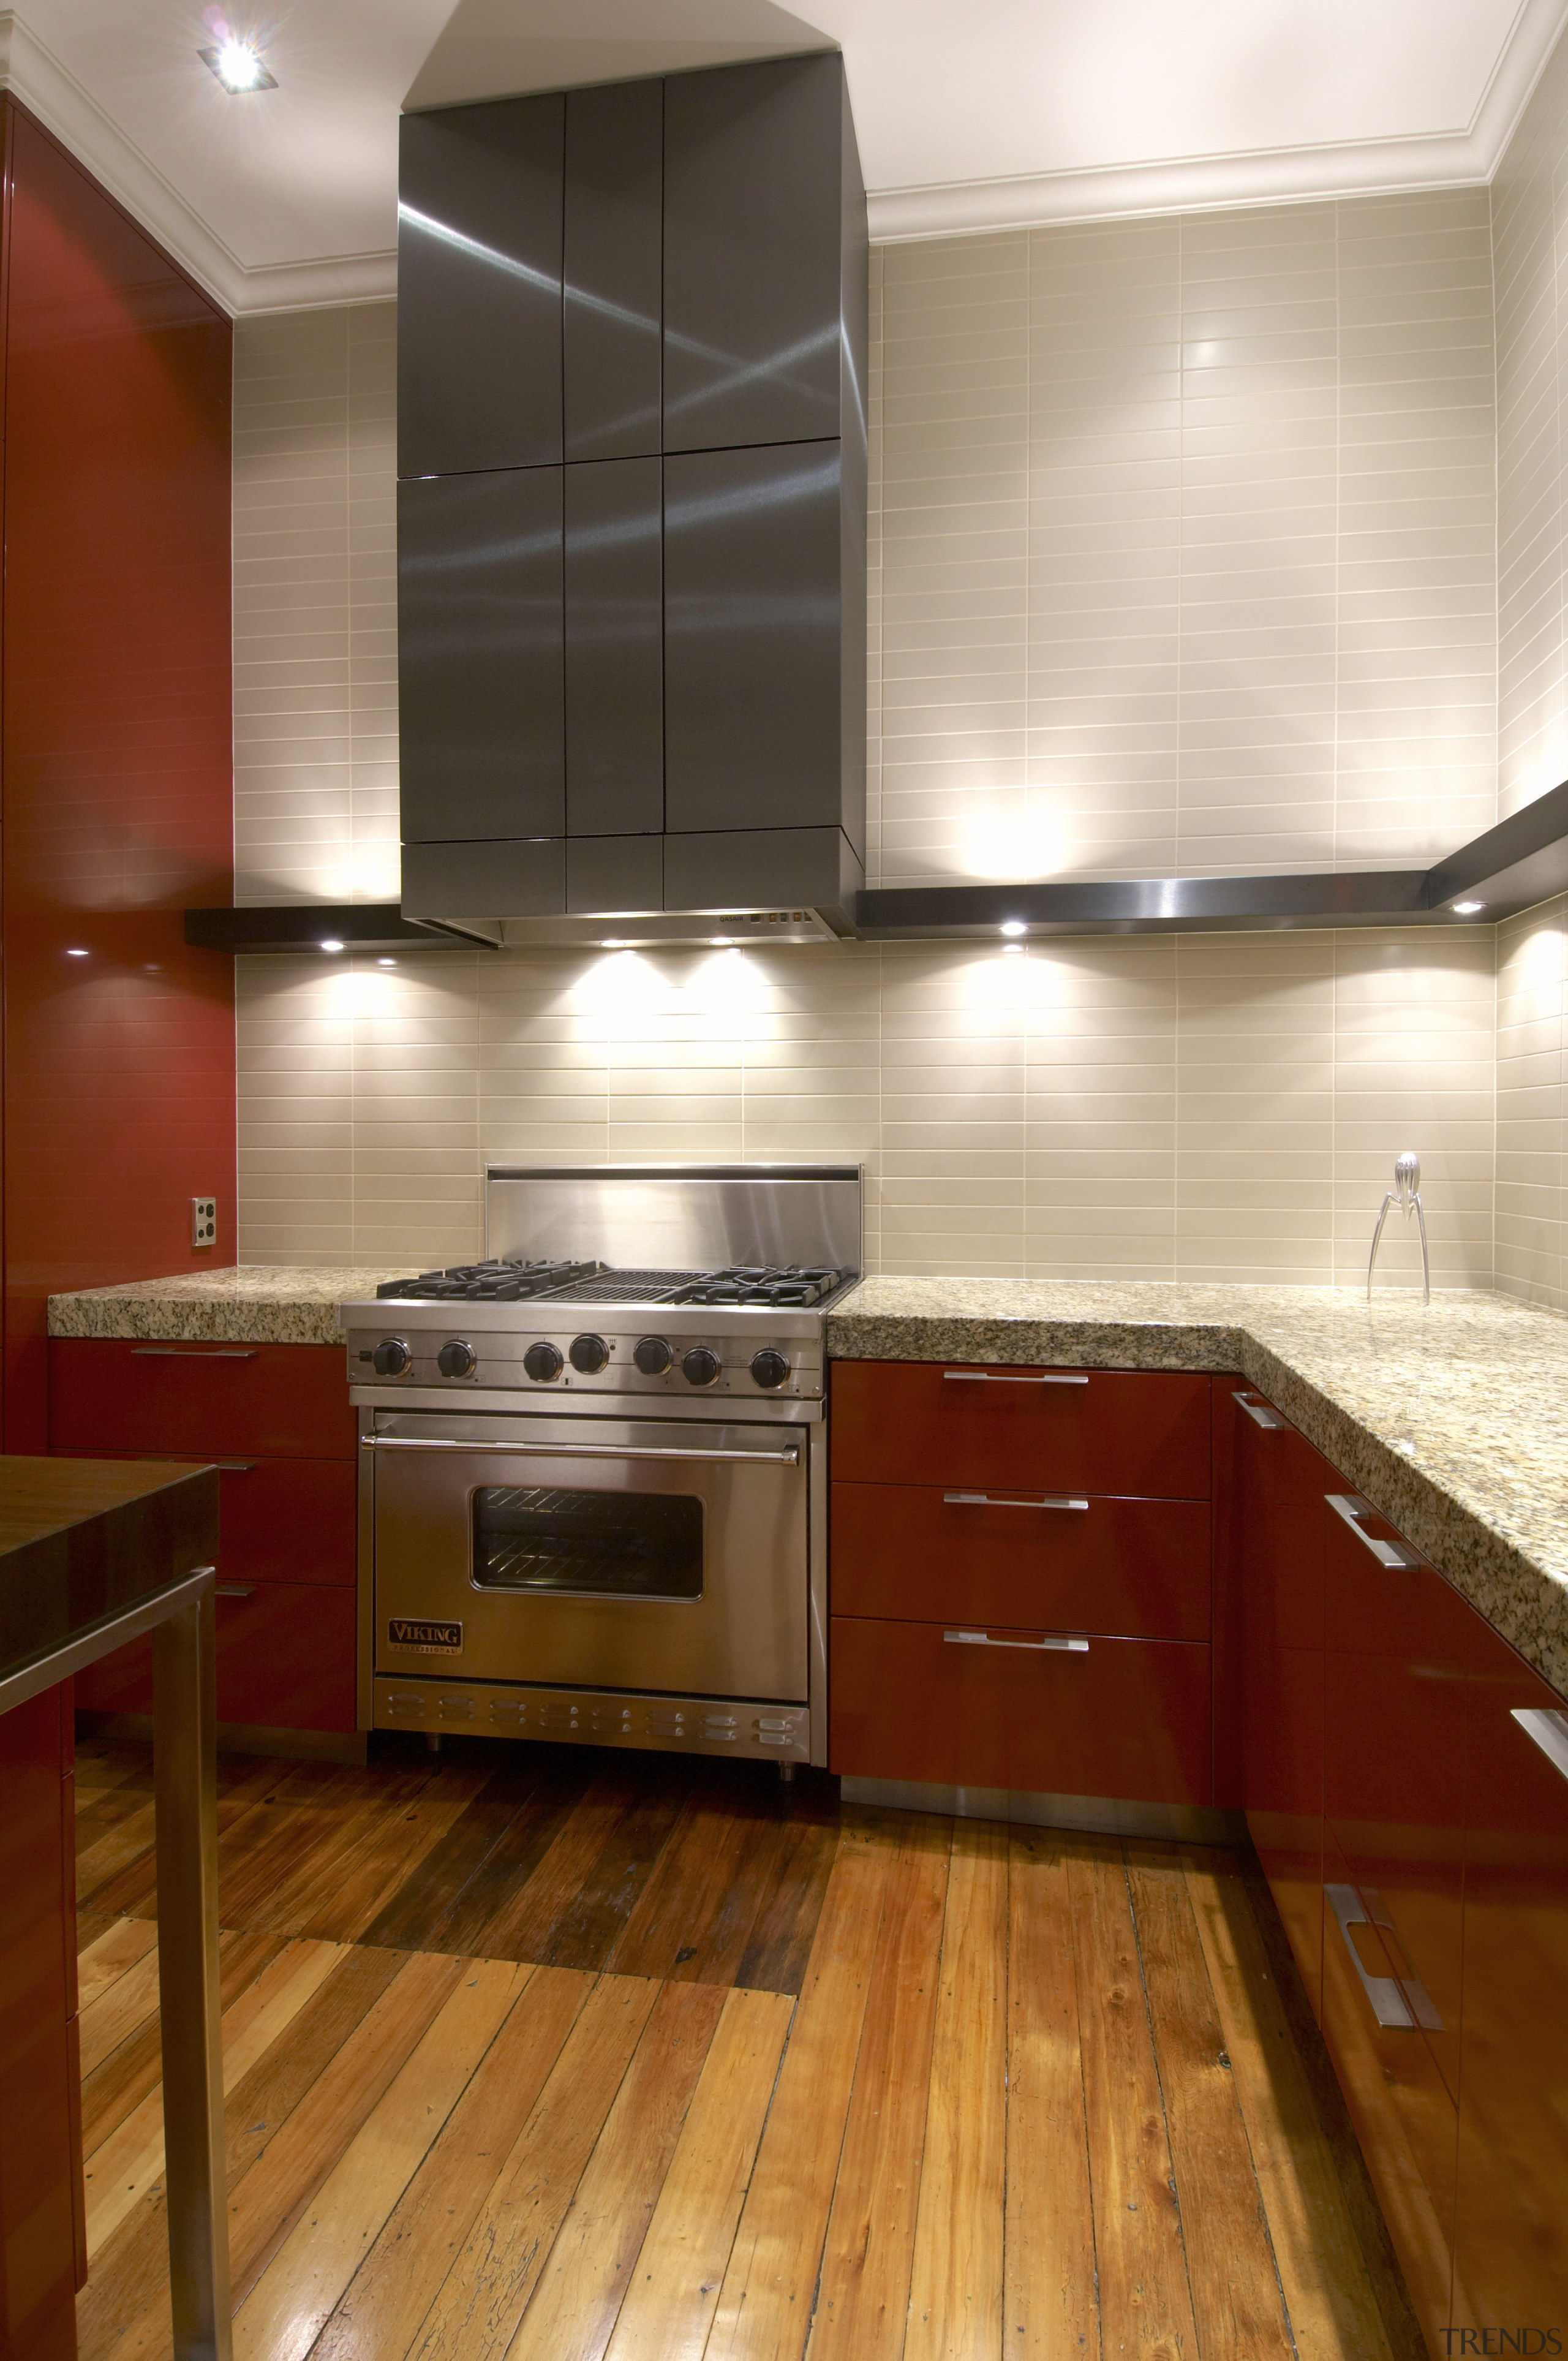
left=829, top=1362, right=1212, bottom=1498
left=50, top=1338, right=355, bottom=1462
left=70, top=1454, right=355, bottom=1589
left=74, top=1580, right=356, bottom=1733
left=830, top=1616, right=1212, bottom=1804
left=831, top=1483, right=1211, bottom=1640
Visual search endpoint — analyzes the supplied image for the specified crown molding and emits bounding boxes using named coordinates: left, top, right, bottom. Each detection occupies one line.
left=867, top=0, right=1568, bottom=243
left=0, top=0, right=1565, bottom=307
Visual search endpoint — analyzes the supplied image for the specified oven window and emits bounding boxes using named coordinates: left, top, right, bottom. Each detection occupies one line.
left=472, top=1486, right=703, bottom=1601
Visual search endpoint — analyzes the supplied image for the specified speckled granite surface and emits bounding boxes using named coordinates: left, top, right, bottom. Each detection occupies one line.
left=48, top=1266, right=1568, bottom=1701
left=828, top=1279, right=1568, bottom=1701
left=47, top=1267, right=410, bottom=1347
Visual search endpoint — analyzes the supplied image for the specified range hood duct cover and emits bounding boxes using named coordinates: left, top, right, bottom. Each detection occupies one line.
left=394, top=51, right=867, bottom=940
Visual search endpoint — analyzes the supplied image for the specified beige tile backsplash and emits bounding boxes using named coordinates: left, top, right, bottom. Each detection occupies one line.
left=232, top=121, right=1568, bottom=1295
left=236, top=929, right=1494, bottom=1288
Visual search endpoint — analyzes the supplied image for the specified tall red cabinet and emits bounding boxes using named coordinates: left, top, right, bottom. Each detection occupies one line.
left=0, top=99, right=233, bottom=2360
left=0, top=98, right=236, bottom=1451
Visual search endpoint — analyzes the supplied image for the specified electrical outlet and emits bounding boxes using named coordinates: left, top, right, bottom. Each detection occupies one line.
left=191, top=1196, right=217, bottom=1248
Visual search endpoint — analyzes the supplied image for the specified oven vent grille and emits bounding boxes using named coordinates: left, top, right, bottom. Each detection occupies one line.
left=374, top=1677, right=808, bottom=1760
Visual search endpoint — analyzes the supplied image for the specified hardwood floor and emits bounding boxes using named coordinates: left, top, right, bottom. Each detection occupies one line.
left=72, top=1734, right=1425, bottom=2361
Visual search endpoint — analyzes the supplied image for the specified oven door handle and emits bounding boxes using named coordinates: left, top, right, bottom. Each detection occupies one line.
left=363, top=1435, right=802, bottom=1467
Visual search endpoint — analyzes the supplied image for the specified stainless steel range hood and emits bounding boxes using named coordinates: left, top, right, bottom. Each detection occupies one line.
left=394, top=49, right=867, bottom=942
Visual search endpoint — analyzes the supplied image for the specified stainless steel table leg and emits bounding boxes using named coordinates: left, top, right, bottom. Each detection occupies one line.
left=152, top=1583, right=232, bottom=2361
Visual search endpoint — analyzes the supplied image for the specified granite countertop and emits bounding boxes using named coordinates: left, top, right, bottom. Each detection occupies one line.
left=828, top=1279, right=1568, bottom=1700
left=47, top=1267, right=409, bottom=1348
left=47, top=1265, right=1568, bottom=1700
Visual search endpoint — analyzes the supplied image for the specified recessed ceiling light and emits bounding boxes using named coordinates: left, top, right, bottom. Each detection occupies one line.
left=376, top=958, right=398, bottom=967
left=999, top=920, right=1027, bottom=937
left=320, top=938, right=345, bottom=953
left=1451, top=900, right=1485, bottom=915
left=198, top=39, right=276, bottom=93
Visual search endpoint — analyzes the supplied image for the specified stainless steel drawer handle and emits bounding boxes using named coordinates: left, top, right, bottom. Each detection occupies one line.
left=1513, top=1706, right=1568, bottom=1783
left=943, top=1628, right=1090, bottom=1653
left=1233, top=1391, right=1284, bottom=1430
left=1325, top=1492, right=1415, bottom=1568
left=1325, top=1882, right=1442, bottom=2030
left=943, top=1491, right=1090, bottom=1512
left=130, top=1346, right=260, bottom=1359
left=215, top=1462, right=257, bottom=1473
left=943, top=1370, right=1089, bottom=1386
left=364, top=1435, right=801, bottom=1467
left=1325, top=1883, right=1415, bottom=2028
left=214, top=1584, right=255, bottom=1600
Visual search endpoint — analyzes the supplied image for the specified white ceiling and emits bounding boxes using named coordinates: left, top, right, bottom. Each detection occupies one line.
left=0, top=0, right=1562, bottom=314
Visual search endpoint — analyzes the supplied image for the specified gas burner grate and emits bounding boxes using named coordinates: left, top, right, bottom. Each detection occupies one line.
left=375, top=1257, right=602, bottom=1302
left=671, top=1264, right=846, bottom=1308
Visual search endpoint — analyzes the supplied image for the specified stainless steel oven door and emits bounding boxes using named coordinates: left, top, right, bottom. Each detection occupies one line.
left=368, top=1409, right=809, bottom=1701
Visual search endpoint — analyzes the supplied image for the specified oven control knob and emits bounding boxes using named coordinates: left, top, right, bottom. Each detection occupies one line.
left=569, top=1332, right=609, bottom=1374
left=633, top=1335, right=673, bottom=1375
left=523, top=1341, right=564, bottom=1383
left=437, top=1339, right=476, bottom=1379
left=681, top=1345, right=721, bottom=1387
left=750, top=1348, right=790, bottom=1390
left=372, top=1338, right=411, bottom=1377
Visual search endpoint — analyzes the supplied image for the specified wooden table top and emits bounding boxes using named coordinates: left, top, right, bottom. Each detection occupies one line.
left=0, top=1455, right=221, bottom=1695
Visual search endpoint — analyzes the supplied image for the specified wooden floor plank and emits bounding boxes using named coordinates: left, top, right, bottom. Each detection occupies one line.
left=356, top=1751, right=584, bottom=1954
left=505, top=1978, right=726, bottom=2361
left=533, top=1776, right=695, bottom=1973
left=1180, top=1848, right=1400, bottom=2361
left=309, top=1965, right=591, bottom=2361
left=74, top=1796, right=159, bottom=1913
left=232, top=1956, right=528, bottom=2361
left=905, top=1816, right=1009, bottom=2361
left=80, top=1929, right=287, bottom=2156
left=703, top=1810, right=900, bottom=2361
left=75, top=1914, right=159, bottom=2014
left=731, top=1786, right=840, bottom=1998
left=235, top=1777, right=491, bottom=1944
left=807, top=1813, right=951, bottom=2361
left=602, top=1986, right=794, bottom=2361
left=83, top=1759, right=288, bottom=1924
left=407, top=1971, right=662, bottom=2361
left=425, top=1756, right=607, bottom=1961
left=605, top=1775, right=785, bottom=1987
left=224, top=1949, right=471, bottom=2310
left=75, top=1943, right=415, bottom=2361
left=1069, top=1838, right=1200, bottom=2361
left=1126, top=1842, right=1293, bottom=2361
left=1004, top=1828, right=1101, bottom=2361
left=453, top=1767, right=651, bottom=1965
left=83, top=1936, right=349, bottom=2261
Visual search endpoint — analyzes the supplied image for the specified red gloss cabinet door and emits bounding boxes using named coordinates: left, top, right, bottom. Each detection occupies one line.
left=50, top=1340, right=355, bottom=1462
left=1235, top=1391, right=1330, bottom=2019
left=1320, top=1492, right=1472, bottom=2355
left=75, top=1581, right=356, bottom=1734
left=0, top=104, right=236, bottom=1454
left=829, top=1362, right=1212, bottom=1498
left=831, top=1484, right=1211, bottom=1639
left=1450, top=1639, right=1568, bottom=2336
left=831, top=1616, right=1212, bottom=1803
left=0, top=1687, right=78, bottom=2359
